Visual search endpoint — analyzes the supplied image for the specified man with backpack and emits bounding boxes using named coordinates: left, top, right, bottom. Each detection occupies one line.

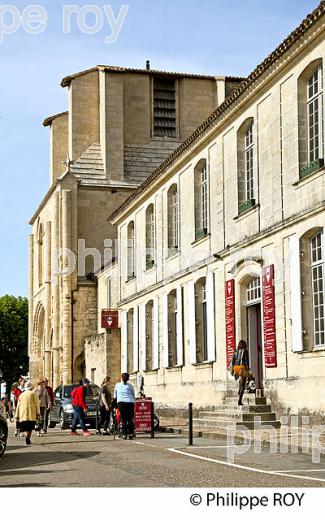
left=69, top=379, right=92, bottom=437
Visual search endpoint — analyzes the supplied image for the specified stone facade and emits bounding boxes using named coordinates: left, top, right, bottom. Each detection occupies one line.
left=96, top=6, right=325, bottom=421
left=29, top=65, right=236, bottom=387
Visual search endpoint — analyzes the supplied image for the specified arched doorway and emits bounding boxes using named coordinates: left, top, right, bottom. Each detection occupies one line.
left=245, top=277, right=263, bottom=389
left=31, top=303, right=46, bottom=381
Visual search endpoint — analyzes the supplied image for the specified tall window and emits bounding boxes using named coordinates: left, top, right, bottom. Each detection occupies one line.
left=307, top=66, right=323, bottom=163
left=153, top=77, right=176, bottom=137
left=245, top=124, right=254, bottom=201
left=145, top=204, right=155, bottom=269
left=127, top=221, right=135, bottom=280
left=168, top=290, right=177, bottom=367
left=145, top=300, right=154, bottom=370
left=127, top=309, right=134, bottom=373
left=195, top=277, right=208, bottom=363
left=194, top=159, right=208, bottom=240
left=237, top=118, right=255, bottom=213
left=107, top=277, right=111, bottom=307
left=311, top=231, right=324, bottom=347
left=37, top=222, right=44, bottom=288
left=167, top=184, right=179, bottom=254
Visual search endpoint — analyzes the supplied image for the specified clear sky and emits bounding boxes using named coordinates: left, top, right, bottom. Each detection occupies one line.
left=0, top=0, right=320, bottom=297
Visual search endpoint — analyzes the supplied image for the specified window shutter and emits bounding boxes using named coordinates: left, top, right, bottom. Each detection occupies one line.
left=162, top=293, right=169, bottom=368
left=206, top=271, right=216, bottom=362
left=289, top=235, right=303, bottom=352
left=176, top=287, right=183, bottom=366
left=139, top=304, right=147, bottom=370
left=120, top=310, right=127, bottom=372
left=188, top=281, right=197, bottom=364
left=133, top=305, right=139, bottom=372
left=152, top=297, right=159, bottom=369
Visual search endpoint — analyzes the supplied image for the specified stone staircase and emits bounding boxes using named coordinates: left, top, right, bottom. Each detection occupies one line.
left=193, top=390, right=281, bottom=433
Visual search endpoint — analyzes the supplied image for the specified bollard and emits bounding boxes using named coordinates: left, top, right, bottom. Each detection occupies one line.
left=188, top=402, right=193, bottom=446
left=151, top=401, right=155, bottom=439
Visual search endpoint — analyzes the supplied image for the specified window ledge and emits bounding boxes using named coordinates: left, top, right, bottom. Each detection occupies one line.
left=166, top=249, right=181, bottom=260
left=143, top=369, right=159, bottom=374
left=191, top=232, right=211, bottom=246
left=234, top=203, right=260, bottom=221
left=165, top=365, right=183, bottom=372
left=125, top=275, right=136, bottom=284
left=192, top=361, right=214, bottom=368
left=293, top=166, right=324, bottom=187
left=298, top=347, right=325, bottom=357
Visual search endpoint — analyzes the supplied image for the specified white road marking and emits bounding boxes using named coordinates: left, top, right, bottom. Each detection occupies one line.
left=184, top=445, right=238, bottom=449
left=275, top=468, right=325, bottom=473
left=168, top=447, right=325, bottom=483
left=133, top=440, right=157, bottom=448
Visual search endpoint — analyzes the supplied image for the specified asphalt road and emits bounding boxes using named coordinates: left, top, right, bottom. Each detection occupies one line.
left=1, top=424, right=325, bottom=487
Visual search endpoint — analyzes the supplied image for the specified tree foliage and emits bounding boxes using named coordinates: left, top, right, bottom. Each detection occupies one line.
left=0, top=295, right=29, bottom=392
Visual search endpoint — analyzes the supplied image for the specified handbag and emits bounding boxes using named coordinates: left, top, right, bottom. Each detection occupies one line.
left=233, top=365, right=249, bottom=378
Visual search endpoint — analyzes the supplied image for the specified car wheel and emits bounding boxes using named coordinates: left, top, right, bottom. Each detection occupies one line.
left=153, top=414, right=160, bottom=430
left=0, top=423, right=8, bottom=458
left=59, top=410, right=68, bottom=430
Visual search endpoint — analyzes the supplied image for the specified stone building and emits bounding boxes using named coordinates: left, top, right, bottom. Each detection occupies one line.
left=28, top=64, right=241, bottom=386
left=96, top=3, right=325, bottom=422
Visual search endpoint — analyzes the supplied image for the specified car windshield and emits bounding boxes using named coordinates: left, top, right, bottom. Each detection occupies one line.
left=63, top=385, right=77, bottom=398
left=63, top=384, right=100, bottom=398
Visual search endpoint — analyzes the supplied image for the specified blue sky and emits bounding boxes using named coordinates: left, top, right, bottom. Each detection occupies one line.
left=0, top=0, right=320, bottom=296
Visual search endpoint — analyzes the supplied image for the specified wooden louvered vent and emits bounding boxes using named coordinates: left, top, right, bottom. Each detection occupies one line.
left=153, top=77, right=176, bottom=137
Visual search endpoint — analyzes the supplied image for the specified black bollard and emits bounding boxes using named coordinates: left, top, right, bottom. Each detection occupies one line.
left=151, top=401, right=155, bottom=439
left=95, top=401, right=99, bottom=433
left=188, top=402, right=193, bottom=446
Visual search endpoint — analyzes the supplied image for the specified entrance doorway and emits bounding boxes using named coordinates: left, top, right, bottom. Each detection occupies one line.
left=246, top=278, right=263, bottom=389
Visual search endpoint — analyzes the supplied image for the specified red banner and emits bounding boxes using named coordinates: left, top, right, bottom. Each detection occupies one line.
left=262, top=265, right=277, bottom=368
left=225, top=279, right=236, bottom=368
left=101, top=309, right=119, bottom=329
left=134, top=398, right=152, bottom=433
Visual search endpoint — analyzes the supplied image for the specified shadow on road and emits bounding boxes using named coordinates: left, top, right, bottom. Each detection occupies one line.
left=0, top=450, right=101, bottom=473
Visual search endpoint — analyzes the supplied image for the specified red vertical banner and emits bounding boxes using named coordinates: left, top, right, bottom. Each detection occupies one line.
left=225, top=279, right=236, bottom=368
left=262, top=265, right=277, bottom=368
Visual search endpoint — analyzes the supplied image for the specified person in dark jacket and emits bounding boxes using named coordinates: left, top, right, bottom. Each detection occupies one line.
left=231, top=340, right=249, bottom=406
left=69, top=379, right=92, bottom=437
left=96, top=376, right=112, bottom=435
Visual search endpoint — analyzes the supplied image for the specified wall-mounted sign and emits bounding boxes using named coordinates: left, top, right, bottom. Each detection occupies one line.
left=262, top=265, right=277, bottom=368
left=101, top=309, right=119, bottom=329
left=225, top=279, right=236, bottom=368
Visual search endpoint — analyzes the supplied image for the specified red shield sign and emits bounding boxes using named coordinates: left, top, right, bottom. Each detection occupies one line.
left=101, top=310, right=119, bottom=329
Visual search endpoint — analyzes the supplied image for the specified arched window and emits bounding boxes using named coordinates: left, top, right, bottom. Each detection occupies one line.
left=298, top=60, right=324, bottom=178
left=194, top=159, right=208, bottom=240
left=127, top=221, right=135, bottom=280
left=195, top=277, right=208, bottom=363
left=167, top=290, right=177, bottom=367
left=310, top=231, right=324, bottom=347
left=145, top=204, right=155, bottom=269
left=237, top=118, right=255, bottom=214
left=145, top=300, right=154, bottom=370
left=167, top=184, right=179, bottom=254
left=127, top=308, right=134, bottom=373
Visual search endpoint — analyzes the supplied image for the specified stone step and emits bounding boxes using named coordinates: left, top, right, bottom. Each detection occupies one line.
left=195, top=412, right=276, bottom=424
left=236, top=420, right=281, bottom=430
left=198, top=407, right=272, bottom=419
left=224, top=396, right=267, bottom=406
left=193, top=417, right=281, bottom=431
left=199, top=405, right=272, bottom=415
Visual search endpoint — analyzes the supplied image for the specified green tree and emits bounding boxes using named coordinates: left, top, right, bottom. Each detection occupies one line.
left=0, top=295, right=29, bottom=395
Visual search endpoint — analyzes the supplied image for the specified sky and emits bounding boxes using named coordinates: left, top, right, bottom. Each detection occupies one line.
left=0, top=0, right=320, bottom=297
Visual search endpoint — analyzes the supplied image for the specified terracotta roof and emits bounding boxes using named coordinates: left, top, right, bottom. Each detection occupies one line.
left=43, top=111, right=68, bottom=127
left=60, top=64, right=245, bottom=87
left=110, top=1, right=325, bottom=222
